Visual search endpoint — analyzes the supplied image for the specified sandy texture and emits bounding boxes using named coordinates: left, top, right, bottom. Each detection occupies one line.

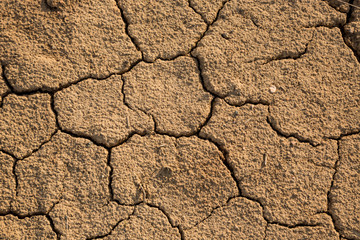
left=0, top=94, right=56, bottom=159
left=118, top=0, right=206, bottom=62
left=111, top=134, right=238, bottom=229
left=104, top=204, right=181, bottom=240
left=0, top=0, right=141, bottom=92
left=329, top=134, right=360, bottom=239
left=123, top=57, right=212, bottom=136
left=0, top=215, right=56, bottom=239
left=1, top=0, right=359, bottom=239
left=184, top=197, right=267, bottom=239
left=55, top=75, right=154, bottom=147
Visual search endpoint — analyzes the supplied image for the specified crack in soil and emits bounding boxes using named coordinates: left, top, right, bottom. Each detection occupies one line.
left=266, top=114, right=319, bottom=147
left=86, top=205, right=137, bottom=240
left=327, top=130, right=360, bottom=140
left=130, top=0, right=231, bottom=63
left=106, top=149, right=115, bottom=204
left=145, top=203, right=185, bottom=240
left=197, top=134, right=241, bottom=194
left=187, top=194, right=240, bottom=231
left=114, top=0, right=142, bottom=53
left=258, top=30, right=316, bottom=65
left=190, top=0, right=230, bottom=53
left=1, top=57, right=143, bottom=96
left=1, top=63, right=15, bottom=94
left=0, top=212, right=61, bottom=240
left=326, top=140, right=343, bottom=237
left=9, top=128, right=59, bottom=200
left=46, top=214, right=61, bottom=240
left=340, top=0, right=360, bottom=63
left=49, top=71, right=155, bottom=149
left=187, top=0, right=207, bottom=24
left=1, top=1, right=359, bottom=238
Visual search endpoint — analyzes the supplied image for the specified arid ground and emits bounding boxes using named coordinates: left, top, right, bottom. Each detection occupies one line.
left=0, top=0, right=360, bottom=239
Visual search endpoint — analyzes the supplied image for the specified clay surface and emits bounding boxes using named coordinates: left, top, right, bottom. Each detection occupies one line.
left=200, top=99, right=336, bottom=225
left=184, top=197, right=267, bottom=239
left=11, top=132, right=131, bottom=238
left=193, top=0, right=360, bottom=144
left=265, top=214, right=339, bottom=239
left=0, top=65, right=10, bottom=104
left=118, top=0, right=207, bottom=62
left=13, top=132, right=109, bottom=214
left=55, top=75, right=154, bottom=147
left=329, top=134, right=360, bottom=239
left=0, top=215, right=56, bottom=239
left=0, top=152, right=16, bottom=214
left=123, top=57, right=212, bottom=136
left=189, top=0, right=226, bottom=24
left=0, top=0, right=359, bottom=239
left=111, top=134, right=238, bottom=229
left=104, top=204, right=181, bottom=240
left=0, top=94, right=56, bottom=159
left=0, top=0, right=141, bottom=92
left=50, top=201, right=133, bottom=239
left=344, top=0, right=360, bottom=55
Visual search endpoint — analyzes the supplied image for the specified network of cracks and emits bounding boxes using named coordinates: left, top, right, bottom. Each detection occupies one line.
left=0, top=0, right=359, bottom=239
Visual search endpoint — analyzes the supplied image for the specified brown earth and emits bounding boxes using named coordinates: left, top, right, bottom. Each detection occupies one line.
left=0, top=0, right=359, bottom=239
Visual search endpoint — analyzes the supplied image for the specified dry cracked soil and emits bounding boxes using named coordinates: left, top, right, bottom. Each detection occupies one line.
left=0, top=0, right=359, bottom=239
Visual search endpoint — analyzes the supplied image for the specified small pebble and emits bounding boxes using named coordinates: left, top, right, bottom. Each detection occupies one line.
left=269, top=85, right=276, bottom=93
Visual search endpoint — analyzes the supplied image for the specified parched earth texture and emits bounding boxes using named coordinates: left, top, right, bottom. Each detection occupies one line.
left=0, top=0, right=359, bottom=239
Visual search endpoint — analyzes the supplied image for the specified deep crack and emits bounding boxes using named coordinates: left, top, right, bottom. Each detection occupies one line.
left=187, top=0, right=207, bottom=24
left=340, top=0, right=360, bottom=63
left=259, top=30, right=316, bottom=65
left=190, top=0, right=230, bottom=53
left=1, top=63, right=15, bottom=93
left=191, top=55, right=224, bottom=99
left=46, top=215, right=61, bottom=240
left=10, top=128, right=59, bottom=198
left=196, top=133, right=241, bottom=196
left=106, top=149, right=115, bottom=202
left=266, top=108, right=319, bottom=147
left=0, top=212, right=61, bottom=240
left=333, top=0, right=360, bottom=9
left=1, top=58, right=143, bottom=96
left=326, top=140, right=343, bottom=237
left=114, top=0, right=142, bottom=52
left=327, top=129, right=360, bottom=140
